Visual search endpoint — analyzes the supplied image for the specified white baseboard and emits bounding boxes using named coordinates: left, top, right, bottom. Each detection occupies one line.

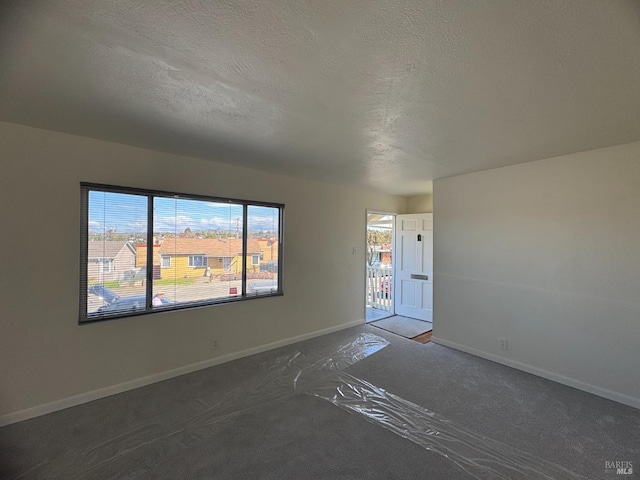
left=0, top=319, right=365, bottom=427
left=431, top=336, right=640, bottom=410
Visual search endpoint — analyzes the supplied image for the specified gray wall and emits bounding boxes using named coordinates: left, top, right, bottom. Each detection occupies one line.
left=0, top=121, right=406, bottom=420
left=433, top=141, right=640, bottom=408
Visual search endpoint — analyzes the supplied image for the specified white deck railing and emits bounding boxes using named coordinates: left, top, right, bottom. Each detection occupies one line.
left=366, top=266, right=392, bottom=312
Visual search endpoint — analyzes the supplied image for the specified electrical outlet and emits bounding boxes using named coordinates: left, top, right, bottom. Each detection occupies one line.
left=211, top=339, right=219, bottom=350
left=499, top=338, right=508, bottom=351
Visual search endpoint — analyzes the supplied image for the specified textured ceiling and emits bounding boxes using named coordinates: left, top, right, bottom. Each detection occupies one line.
left=1, top=1, right=640, bottom=195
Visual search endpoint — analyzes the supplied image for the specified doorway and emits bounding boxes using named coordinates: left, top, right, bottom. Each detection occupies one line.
left=366, top=212, right=434, bottom=344
left=365, top=212, right=395, bottom=322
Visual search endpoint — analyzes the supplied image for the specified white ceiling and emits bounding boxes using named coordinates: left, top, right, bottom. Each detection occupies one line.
left=1, top=1, right=639, bottom=196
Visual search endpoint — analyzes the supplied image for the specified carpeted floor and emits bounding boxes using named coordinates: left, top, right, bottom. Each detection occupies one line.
left=1, top=325, right=638, bottom=479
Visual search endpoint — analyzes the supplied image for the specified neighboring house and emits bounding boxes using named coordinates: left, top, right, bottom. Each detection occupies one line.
left=258, top=238, right=279, bottom=263
left=367, top=244, right=392, bottom=266
left=157, top=238, right=262, bottom=280
left=135, top=244, right=162, bottom=280
left=87, top=241, right=137, bottom=283
left=380, top=244, right=391, bottom=264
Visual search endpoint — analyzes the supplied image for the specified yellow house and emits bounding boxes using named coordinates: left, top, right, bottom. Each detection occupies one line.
left=258, top=238, right=279, bottom=263
left=157, top=237, right=263, bottom=280
left=135, top=244, right=161, bottom=280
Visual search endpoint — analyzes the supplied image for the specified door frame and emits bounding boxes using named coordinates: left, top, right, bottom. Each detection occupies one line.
left=364, top=209, right=397, bottom=319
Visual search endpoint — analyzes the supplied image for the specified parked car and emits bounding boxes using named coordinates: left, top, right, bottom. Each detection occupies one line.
left=259, top=261, right=278, bottom=274
left=96, top=295, right=173, bottom=314
left=248, top=280, right=278, bottom=295
left=88, top=284, right=120, bottom=305
left=369, top=260, right=391, bottom=269
left=380, top=277, right=392, bottom=297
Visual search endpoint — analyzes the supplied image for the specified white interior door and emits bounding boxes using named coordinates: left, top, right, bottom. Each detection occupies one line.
left=394, top=214, right=433, bottom=321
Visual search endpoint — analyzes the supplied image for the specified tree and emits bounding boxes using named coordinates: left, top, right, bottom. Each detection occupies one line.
left=105, top=229, right=126, bottom=241
left=367, top=229, right=392, bottom=266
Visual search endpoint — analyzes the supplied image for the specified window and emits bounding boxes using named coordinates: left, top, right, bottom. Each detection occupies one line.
left=80, top=183, right=284, bottom=323
left=188, top=256, right=207, bottom=267
left=247, top=205, right=281, bottom=296
left=222, top=257, right=232, bottom=271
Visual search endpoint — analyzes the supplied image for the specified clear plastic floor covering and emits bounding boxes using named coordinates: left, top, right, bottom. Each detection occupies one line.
left=21, top=333, right=589, bottom=479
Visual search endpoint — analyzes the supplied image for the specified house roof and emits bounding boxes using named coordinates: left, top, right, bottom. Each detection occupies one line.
left=87, top=240, right=134, bottom=259
left=158, top=238, right=261, bottom=256
left=258, top=239, right=279, bottom=246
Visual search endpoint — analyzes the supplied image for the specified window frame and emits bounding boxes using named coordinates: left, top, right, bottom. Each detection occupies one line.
left=251, top=254, right=260, bottom=266
left=80, top=183, right=284, bottom=324
left=222, top=257, right=233, bottom=271
left=161, top=256, right=171, bottom=268
left=188, top=255, right=208, bottom=267
left=100, top=259, right=112, bottom=273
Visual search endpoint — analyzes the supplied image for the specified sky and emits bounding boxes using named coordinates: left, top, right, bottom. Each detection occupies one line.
left=88, top=191, right=280, bottom=234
